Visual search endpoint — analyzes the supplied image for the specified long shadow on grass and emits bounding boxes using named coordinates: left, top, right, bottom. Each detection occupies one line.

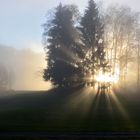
left=0, top=87, right=139, bottom=131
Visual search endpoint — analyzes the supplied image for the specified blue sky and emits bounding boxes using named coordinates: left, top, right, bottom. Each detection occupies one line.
left=0, top=0, right=140, bottom=52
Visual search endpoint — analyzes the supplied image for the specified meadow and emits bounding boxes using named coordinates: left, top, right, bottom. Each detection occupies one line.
left=0, top=87, right=140, bottom=133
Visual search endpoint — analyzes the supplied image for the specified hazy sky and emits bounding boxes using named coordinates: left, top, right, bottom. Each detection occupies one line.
left=0, top=0, right=140, bottom=51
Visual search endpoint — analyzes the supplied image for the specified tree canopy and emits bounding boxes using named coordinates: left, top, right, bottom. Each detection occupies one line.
left=43, top=0, right=109, bottom=88
left=43, top=0, right=140, bottom=90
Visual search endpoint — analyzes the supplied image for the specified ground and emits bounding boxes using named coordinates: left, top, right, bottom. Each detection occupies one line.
left=0, top=87, right=140, bottom=133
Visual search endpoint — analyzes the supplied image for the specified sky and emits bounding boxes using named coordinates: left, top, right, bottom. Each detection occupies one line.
left=0, top=0, right=140, bottom=91
left=0, top=0, right=140, bottom=52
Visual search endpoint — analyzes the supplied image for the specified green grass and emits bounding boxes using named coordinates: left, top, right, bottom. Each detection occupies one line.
left=0, top=87, right=140, bottom=132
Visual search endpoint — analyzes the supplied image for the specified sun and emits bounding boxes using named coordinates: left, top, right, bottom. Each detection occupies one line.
left=95, top=67, right=119, bottom=84
left=95, top=73, right=118, bottom=83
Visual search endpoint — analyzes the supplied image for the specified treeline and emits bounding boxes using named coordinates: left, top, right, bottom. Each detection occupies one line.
left=0, top=65, right=13, bottom=91
left=43, top=0, right=140, bottom=88
left=0, top=46, right=49, bottom=91
left=0, top=46, right=15, bottom=91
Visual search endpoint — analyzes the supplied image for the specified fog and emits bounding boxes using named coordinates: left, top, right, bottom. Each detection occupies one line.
left=0, top=45, right=52, bottom=91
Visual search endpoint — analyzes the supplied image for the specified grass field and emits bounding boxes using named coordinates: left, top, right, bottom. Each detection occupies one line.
left=0, top=87, right=140, bottom=132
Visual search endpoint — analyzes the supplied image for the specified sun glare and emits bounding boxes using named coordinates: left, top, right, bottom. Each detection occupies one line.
left=95, top=67, right=119, bottom=84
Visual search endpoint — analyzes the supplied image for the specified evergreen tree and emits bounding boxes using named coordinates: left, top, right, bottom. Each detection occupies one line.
left=43, top=4, right=81, bottom=87
left=79, top=0, right=109, bottom=86
left=43, top=1, right=110, bottom=89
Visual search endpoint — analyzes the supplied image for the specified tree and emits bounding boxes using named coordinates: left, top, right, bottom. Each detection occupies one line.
left=135, top=27, right=140, bottom=88
left=43, top=3, right=81, bottom=87
left=43, top=1, right=114, bottom=91
left=79, top=0, right=109, bottom=87
left=105, top=6, right=139, bottom=85
left=0, top=65, right=9, bottom=91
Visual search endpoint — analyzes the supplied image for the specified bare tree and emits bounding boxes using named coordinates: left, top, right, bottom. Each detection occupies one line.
left=104, top=5, right=139, bottom=86
left=135, top=27, right=140, bottom=88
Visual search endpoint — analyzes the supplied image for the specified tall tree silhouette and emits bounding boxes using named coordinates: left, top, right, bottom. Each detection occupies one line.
left=43, top=1, right=110, bottom=88
left=79, top=0, right=108, bottom=85
left=43, top=4, right=81, bottom=87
